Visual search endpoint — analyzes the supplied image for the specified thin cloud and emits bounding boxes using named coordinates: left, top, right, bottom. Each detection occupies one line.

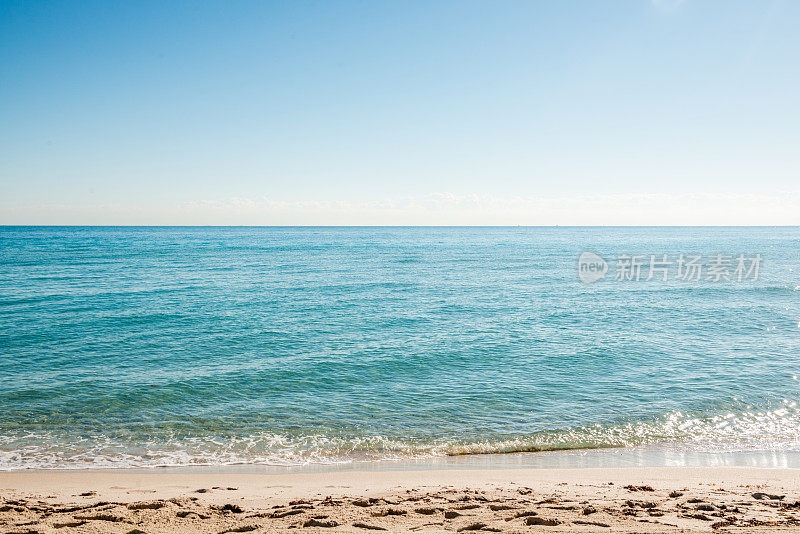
left=651, top=0, right=686, bottom=12
left=5, top=192, right=798, bottom=226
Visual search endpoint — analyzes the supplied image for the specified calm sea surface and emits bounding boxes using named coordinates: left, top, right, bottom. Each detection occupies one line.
left=1, top=226, right=799, bottom=469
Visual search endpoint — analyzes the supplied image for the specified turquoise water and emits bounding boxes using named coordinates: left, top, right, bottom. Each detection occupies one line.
left=1, top=226, right=799, bottom=470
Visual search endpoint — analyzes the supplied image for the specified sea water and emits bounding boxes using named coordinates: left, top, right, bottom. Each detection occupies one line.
left=1, top=226, right=799, bottom=469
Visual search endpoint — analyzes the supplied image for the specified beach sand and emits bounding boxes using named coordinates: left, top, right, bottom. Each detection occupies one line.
left=2, top=466, right=800, bottom=533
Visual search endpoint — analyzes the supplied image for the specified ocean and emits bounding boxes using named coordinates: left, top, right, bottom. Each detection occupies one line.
left=1, top=226, right=799, bottom=470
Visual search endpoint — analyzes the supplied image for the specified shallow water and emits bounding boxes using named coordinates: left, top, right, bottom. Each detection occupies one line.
left=1, top=226, right=799, bottom=469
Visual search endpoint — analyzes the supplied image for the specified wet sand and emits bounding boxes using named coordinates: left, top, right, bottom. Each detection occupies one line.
left=2, top=467, right=800, bottom=532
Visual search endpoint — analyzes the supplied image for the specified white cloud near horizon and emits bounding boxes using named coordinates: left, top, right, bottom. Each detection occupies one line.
left=3, top=192, right=798, bottom=226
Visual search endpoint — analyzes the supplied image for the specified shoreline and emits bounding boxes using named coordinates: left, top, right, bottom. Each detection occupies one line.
left=3, top=465, right=800, bottom=532
left=3, top=444, right=800, bottom=475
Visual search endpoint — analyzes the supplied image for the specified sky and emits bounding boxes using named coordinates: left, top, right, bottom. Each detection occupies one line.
left=1, top=0, right=799, bottom=225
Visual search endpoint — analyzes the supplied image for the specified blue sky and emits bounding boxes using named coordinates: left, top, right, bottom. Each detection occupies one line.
left=1, top=0, right=799, bottom=224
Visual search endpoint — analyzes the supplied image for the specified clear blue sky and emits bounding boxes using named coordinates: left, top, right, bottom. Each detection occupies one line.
left=2, top=0, right=799, bottom=224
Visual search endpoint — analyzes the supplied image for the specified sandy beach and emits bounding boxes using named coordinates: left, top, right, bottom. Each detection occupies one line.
left=2, top=466, right=800, bottom=533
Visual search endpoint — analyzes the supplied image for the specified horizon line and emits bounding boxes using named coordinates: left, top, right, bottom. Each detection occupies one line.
left=2, top=225, right=799, bottom=229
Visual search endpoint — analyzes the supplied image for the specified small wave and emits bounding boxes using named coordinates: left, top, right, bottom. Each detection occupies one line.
left=445, top=442, right=618, bottom=456
left=2, top=404, right=799, bottom=470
